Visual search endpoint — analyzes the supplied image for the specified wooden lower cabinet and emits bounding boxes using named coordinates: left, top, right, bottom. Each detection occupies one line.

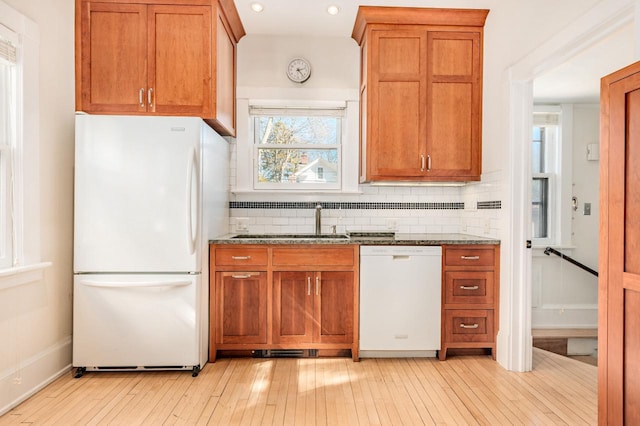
left=210, top=245, right=359, bottom=361
left=273, top=271, right=354, bottom=345
left=439, top=244, right=500, bottom=360
left=214, top=271, right=267, bottom=345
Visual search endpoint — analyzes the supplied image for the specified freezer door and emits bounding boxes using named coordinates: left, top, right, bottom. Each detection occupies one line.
left=74, top=115, right=204, bottom=273
left=72, top=274, right=202, bottom=368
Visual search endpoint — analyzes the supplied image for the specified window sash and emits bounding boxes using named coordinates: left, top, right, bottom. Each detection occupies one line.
left=250, top=108, right=343, bottom=190
left=0, top=26, right=18, bottom=268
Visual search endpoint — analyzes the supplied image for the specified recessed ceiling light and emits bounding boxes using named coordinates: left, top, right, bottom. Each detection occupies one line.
left=327, top=5, right=340, bottom=15
left=250, top=2, right=264, bottom=12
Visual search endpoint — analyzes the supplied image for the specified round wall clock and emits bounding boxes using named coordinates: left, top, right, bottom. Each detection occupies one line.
left=287, top=58, right=311, bottom=83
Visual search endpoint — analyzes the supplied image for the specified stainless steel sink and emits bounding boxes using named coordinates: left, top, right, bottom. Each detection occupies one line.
left=230, top=233, right=350, bottom=240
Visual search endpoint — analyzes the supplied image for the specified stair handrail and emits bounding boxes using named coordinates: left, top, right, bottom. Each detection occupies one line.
left=543, top=247, right=599, bottom=277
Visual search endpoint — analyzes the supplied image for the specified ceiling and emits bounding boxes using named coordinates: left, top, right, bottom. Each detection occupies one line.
left=233, top=0, right=457, bottom=38
left=533, top=21, right=634, bottom=103
left=233, top=0, right=636, bottom=103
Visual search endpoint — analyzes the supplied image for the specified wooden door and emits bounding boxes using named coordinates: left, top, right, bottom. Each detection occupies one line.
left=78, top=2, right=147, bottom=113
left=600, top=60, right=640, bottom=425
left=273, top=272, right=314, bottom=344
left=426, top=31, right=482, bottom=179
left=368, top=29, right=427, bottom=179
left=314, top=271, right=354, bottom=344
left=215, top=272, right=267, bottom=345
left=148, top=5, right=212, bottom=116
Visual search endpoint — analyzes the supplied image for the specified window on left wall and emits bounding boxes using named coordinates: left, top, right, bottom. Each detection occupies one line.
left=0, top=29, right=17, bottom=269
left=0, top=3, right=41, bottom=277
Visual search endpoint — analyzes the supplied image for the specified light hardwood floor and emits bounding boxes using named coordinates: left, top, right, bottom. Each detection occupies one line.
left=0, top=348, right=596, bottom=425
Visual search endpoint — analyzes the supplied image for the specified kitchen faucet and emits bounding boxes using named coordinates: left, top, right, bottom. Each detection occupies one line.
left=315, top=204, right=322, bottom=235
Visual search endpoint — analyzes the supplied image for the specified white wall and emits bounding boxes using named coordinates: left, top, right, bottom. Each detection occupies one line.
left=0, top=0, right=75, bottom=415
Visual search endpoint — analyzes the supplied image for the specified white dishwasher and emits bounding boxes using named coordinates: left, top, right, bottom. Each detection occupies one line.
left=360, top=245, right=442, bottom=357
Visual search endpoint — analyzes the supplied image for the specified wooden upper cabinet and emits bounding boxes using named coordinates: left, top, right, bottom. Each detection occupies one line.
left=75, top=0, right=245, bottom=136
left=78, top=2, right=148, bottom=113
left=352, top=7, right=488, bottom=182
left=149, top=5, right=212, bottom=116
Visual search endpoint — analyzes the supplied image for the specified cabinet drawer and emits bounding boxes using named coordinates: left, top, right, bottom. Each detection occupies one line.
left=444, top=309, right=494, bottom=343
left=445, top=247, right=495, bottom=267
left=272, top=247, right=355, bottom=267
left=215, top=247, right=268, bottom=267
left=444, top=271, right=494, bottom=305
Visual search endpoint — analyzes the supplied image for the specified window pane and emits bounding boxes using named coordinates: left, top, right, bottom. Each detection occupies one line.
left=532, top=177, right=549, bottom=238
left=532, top=126, right=545, bottom=173
left=257, top=148, right=338, bottom=184
left=256, top=116, right=339, bottom=146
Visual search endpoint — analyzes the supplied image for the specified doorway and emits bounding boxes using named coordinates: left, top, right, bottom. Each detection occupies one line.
left=505, top=0, right=635, bottom=372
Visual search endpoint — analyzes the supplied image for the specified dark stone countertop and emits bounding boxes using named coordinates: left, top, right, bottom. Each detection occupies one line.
left=209, top=232, right=499, bottom=246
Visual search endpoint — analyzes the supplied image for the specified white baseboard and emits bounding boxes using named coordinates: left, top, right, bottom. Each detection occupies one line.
left=0, top=336, right=72, bottom=416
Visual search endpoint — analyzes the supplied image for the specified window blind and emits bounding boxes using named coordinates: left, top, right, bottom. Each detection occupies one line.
left=0, top=35, right=17, bottom=64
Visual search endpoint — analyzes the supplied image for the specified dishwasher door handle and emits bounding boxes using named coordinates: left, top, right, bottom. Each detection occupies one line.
left=392, top=255, right=411, bottom=261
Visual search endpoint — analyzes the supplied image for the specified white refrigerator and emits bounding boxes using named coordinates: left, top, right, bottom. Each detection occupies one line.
left=72, top=114, right=229, bottom=377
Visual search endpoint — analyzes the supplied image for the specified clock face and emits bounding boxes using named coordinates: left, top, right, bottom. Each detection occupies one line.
left=287, top=58, right=311, bottom=83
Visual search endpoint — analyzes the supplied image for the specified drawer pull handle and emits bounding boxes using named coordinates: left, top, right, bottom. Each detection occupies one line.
left=460, top=255, right=480, bottom=260
left=231, top=274, right=251, bottom=279
left=460, top=323, right=479, bottom=329
left=460, top=285, right=479, bottom=290
left=231, top=256, right=252, bottom=260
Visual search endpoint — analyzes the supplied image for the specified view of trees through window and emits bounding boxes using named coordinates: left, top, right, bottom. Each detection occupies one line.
left=254, top=114, right=340, bottom=186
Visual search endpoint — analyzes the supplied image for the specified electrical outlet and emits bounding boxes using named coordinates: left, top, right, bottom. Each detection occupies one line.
left=483, top=219, right=490, bottom=234
left=386, top=219, right=397, bottom=230
left=236, top=217, right=249, bottom=232
left=13, top=377, right=22, bottom=385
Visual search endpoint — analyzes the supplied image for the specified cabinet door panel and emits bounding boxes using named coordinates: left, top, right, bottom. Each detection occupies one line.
left=273, top=272, right=313, bottom=344
left=216, top=272, right=267, bottom=344
left=80, top=2, right=147, bottom=112
left=378, top=35, right=421, bottom=75
left=427, top=31, right=481, bottom=178
left=373, top=81, right=423, bottom=177
left=430, top=83, right=474, bottom=173
left=315, top=272, right=354, bottom=344
left=431, top=38, right=474, bottom=77
left=369, top=30, right=427, bottom=179
left=149, top=5, right=212, bottom=115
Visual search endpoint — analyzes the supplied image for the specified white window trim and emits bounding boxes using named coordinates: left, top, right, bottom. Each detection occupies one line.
left=0, top=2, right=46, bottom=287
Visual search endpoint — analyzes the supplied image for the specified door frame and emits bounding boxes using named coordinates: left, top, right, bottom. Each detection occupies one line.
left=503, top=0, right=635, bottom=372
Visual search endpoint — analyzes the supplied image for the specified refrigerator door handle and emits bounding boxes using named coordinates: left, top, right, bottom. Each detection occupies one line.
left=79, top=280, right=192, bottom=288
left=187, top=147, right=198, bottom=255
